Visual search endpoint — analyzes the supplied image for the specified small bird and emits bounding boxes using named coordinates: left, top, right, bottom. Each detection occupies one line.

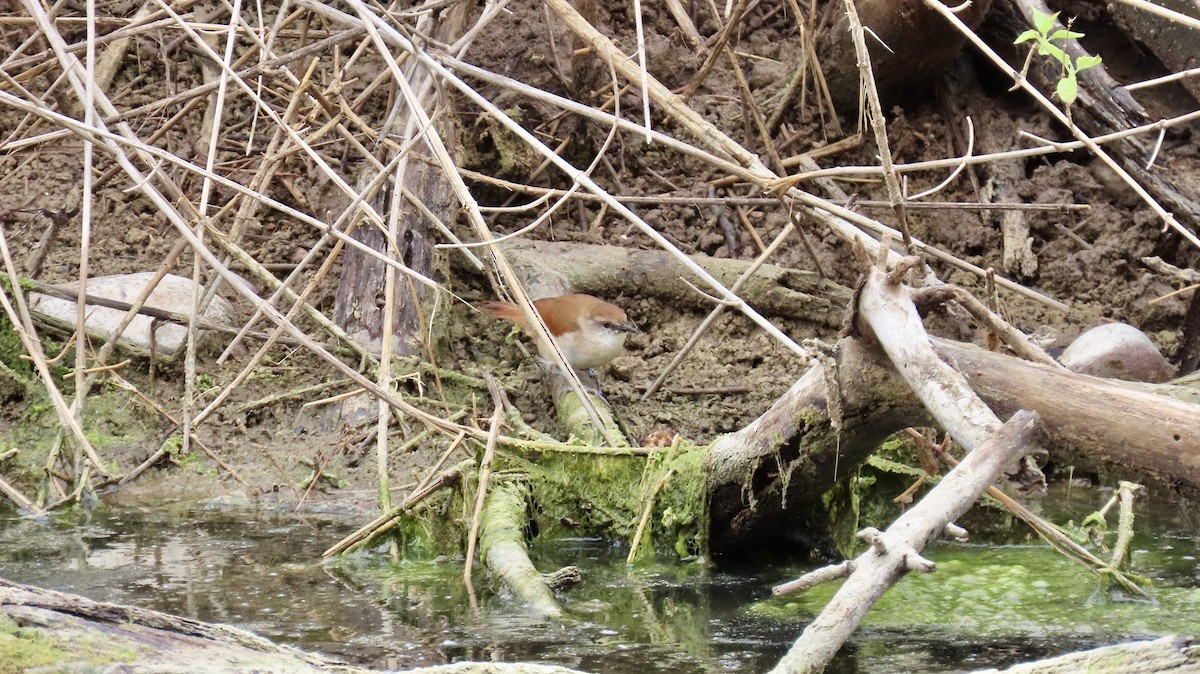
left=483, top=293, right=637, bottom=371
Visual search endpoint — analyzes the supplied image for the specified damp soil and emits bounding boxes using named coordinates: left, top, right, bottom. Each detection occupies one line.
left=3, top=2, right=1200, bottom=672
left=0, top=0, right=1197, bottom=544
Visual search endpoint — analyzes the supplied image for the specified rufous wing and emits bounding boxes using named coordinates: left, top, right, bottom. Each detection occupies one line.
left=484, top=294, right=606, bottom=337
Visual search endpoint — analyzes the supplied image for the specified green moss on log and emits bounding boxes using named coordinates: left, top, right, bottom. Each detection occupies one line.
left=505, top=440, right=709, bottom=561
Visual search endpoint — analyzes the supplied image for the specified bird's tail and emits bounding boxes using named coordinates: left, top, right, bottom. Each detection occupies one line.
left=482, top=301, right=526, bottom=327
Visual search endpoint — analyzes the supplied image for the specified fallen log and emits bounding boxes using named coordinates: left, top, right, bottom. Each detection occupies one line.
left=0, top=578, right=373, bottom=673
left=0, top=577, right=596, bottom=673
left=706, top=304, right=1200, bottom=554
left=480, top=479, right=566, bottom=618
left=932, top=339, right=1200, bottom=488
left=968, top=635, right=1200, bottom=674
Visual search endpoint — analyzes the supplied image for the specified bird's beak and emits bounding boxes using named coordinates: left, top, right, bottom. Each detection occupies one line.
left=616, top=321, right=639, bottom=334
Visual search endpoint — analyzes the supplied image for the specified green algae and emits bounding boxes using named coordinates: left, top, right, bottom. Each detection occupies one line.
left=751, top=544, right=1200, bottom=638
left=820, top=471, right=860, bottom=559
left=364, top=432, right=711, bottom=564
left=0, top=612, right=138, bottom=673
left=505, top=440, right=709, bottom=562
left=478, top=478, right=535, bottom=565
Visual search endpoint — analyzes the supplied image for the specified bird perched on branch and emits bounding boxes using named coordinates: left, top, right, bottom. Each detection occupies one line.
left=483, top=293, right=637, bottom=372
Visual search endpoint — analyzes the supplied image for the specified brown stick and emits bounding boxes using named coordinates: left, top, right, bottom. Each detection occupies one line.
left=322, top=459, right=469, bottom=557
left=463, top=406, right=501, bottom=589
left=912, top=284, right=1062, bottom=368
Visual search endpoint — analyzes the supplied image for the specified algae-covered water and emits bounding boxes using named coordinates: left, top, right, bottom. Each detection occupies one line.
left=0, top=485, right=1197, bottom=673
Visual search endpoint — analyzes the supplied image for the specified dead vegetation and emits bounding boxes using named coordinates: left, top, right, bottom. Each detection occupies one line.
left=1, top=0, right=1200, bottom=671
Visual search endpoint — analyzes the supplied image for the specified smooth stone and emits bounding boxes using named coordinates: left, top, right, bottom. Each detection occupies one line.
left=29, top=272, right=234, bottom=359
left=1058, top=322, right=1176, bottom=383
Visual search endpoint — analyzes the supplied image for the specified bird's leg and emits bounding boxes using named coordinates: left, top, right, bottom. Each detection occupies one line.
left=545, top=366, right=636, bottom=443
left=580, top=372, right=641, bottom=444
left=579, top=368, right=605, bottom=399
left=545, top=365, right=605, bottom=400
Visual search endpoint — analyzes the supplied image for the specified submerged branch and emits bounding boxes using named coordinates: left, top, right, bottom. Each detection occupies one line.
left=480, top=479, right=565, bottom=618
left=770, top=410, right=1040, bottom=674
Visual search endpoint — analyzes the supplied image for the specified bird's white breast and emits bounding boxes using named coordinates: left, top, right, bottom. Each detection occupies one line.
left=550, top=326, right=627, bottom=370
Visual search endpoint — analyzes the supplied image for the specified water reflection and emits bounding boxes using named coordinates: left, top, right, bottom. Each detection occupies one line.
left=0, top=483, right=1197, bottom=673
left=0, top=506, right=793, bottom=671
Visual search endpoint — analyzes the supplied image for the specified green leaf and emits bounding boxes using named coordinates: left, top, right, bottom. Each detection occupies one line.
left=1038, top=43, right=1068, bottom=65
left=1056, top=76, right=1078, bottom=104
left=1049, top=29, right=1085, bottom=41
left=1014, top=29, right=1040, bottom=44
left=1076, top=54, right=1103, bottom=70
left=1033, top=9, right=1059, bottom=35
left=1031, top=8, right=1051, bottom=31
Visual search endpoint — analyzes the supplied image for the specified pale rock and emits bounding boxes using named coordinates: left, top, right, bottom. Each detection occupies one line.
left=1058, top=322, right=1176, bottom=383
left=29, top=272, right=234, bottom=359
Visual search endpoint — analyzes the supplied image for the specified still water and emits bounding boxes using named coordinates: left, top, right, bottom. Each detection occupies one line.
left=1, top=485, right=1197, bottom=672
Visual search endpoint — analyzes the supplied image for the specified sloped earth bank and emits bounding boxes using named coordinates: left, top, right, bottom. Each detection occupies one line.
left=0, top=0, right=1199, bottom=668
left=0, top=0, right=1196, bottom=499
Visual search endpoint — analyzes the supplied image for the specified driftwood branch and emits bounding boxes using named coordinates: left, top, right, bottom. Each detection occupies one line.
left=856, top=251, right=1035, bottom=477
left=770, top=410, right=1040, bottom=674
left=706, top=262, right=1200, bottom=553
left=767, top=249, right=1047, bottom=673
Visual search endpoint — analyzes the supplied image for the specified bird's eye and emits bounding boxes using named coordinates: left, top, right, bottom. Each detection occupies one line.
left=598, top=320, right=613, bottom=330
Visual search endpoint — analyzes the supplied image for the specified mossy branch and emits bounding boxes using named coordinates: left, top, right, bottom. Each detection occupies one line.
left=479, top=479, right=564, bottom=618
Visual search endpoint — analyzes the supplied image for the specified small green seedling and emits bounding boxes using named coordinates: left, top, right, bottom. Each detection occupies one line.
left=1014, top=9, right=1102, bottom=106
